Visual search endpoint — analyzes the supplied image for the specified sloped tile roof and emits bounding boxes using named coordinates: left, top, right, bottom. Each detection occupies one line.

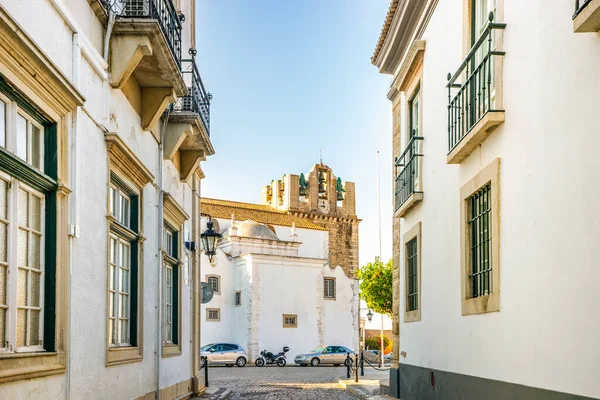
left=371, top=0, right=399, bottom=65
left=201, top=198, right=327, bottom=231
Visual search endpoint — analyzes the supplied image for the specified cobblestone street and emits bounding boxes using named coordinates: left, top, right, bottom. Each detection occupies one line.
left=205, top=365, right=389, bottom=399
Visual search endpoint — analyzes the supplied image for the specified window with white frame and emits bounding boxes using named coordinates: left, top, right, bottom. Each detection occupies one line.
left=162, top=224, right=178, bottom=345
left=0, top=93, right=44, bottom=172
left=0, top=173, right=45, bottom=353
left=107, top=177, right=138, bottom=347
left=207, top=275, right=220, bottom=294
left=324, top=278, right=336, bottom=300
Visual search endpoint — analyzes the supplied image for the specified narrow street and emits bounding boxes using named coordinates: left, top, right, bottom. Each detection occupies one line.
left=204, top=365, right=389, bottom=399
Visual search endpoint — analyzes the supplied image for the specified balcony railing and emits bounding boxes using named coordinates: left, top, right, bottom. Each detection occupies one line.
left=574, top=0, right=593, bottom=18
left=446, top=13, right=505, bottom=154
left=101, top=0, right=182, bottom=67
left=394, top=135, right=423, bottom=213
left=175, top=59, right=211, bottom=135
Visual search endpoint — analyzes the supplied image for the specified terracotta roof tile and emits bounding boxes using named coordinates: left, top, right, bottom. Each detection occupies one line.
left=200, top=198, right=327, bottom=231
left=372, top=0, right=399, bottom=65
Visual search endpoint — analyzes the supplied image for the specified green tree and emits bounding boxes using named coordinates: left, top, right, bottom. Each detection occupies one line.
left=356, top=257, right=393, bottom=316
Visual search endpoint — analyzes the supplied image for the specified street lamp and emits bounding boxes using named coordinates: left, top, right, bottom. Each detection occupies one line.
left=201, top=219, right=221, bottom=263
left=366, top=309, right=373, bottom=323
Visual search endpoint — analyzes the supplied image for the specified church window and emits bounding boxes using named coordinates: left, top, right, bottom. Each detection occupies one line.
left=207, top=308, right=220, bottom=321
left=207, top=275, right=220, bottom=294
left=324, top=278, right=336, bottom=300
left=283, top=314, right=297, bottom=328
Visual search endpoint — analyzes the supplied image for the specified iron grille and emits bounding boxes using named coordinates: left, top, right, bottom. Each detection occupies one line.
left=394, top=135, right=423, bottom=212
left=406, top=238, right=418, bottom=311
left=174, top=59, right=211, bottom=135
left=101, top=0, right=182, bottom=68
left=574, top=0, right=592, bottom=18
left=447, top=13, right=505, bottom=154
left=468, top=183, right=492, bottom=298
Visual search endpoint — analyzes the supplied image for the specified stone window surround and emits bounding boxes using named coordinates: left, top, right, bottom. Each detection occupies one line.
left=392, top=40, right=425, bottom=219
left=105, top=133, right=153, bottom=367
left=206, top=308, right=220, bottom=322
left=324, top=277, right=336, bottom=300
left=283, top=314, right=297, bottom=328
left=447, top=0, right=506, bottom=164
left=0, top=4, right=84, bottom=382
left=161, top=194, right=187, bottom=358
left=460, top=158, right=500, bottom=316
left=403, top=222, right=421, bottom=323
left=206, top=274, right=221, bottom=295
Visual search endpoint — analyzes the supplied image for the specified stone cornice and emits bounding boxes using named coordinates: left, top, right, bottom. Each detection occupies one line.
left=163, top=192, right=189, bottom=227
left=0, top=5, right=85, bottom=117
left=388, top=40, right=426, bottom=101
left=373, top=0, right=437, bottom=75
left=105, top=133, right=154, bottom=189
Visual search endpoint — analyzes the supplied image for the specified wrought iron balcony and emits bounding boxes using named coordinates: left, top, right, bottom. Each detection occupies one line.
left=174, top=59, right=211, bottom=135
left=574, top=0, right=592, bottom=18
left=446, top=13, right=505, bottom=155
left=101, top=0, right=182, bottom=67
left=394, top=135, right=423, bottom=215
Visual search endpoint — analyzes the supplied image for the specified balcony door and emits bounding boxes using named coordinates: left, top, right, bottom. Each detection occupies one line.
left=470, top=0, right=497, bottom=120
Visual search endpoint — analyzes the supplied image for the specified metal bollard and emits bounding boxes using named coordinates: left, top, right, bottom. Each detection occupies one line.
left=346, top=353, right=351, bottom=379
left=360, top=351, right=364, bottom=376
left=202, top=356, right=209, bottom=388
left=354, top=354, right=358, bottom=383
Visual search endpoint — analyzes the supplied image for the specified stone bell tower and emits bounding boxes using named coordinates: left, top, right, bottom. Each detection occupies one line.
left=261, top=163, right=359, bottom=278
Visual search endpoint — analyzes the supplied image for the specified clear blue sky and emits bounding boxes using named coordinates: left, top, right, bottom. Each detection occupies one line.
left=195, top=0, right=393, bottom=266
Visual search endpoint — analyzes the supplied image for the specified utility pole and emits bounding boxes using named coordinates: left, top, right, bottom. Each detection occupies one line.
left=377, top=151, right=384, bottom=367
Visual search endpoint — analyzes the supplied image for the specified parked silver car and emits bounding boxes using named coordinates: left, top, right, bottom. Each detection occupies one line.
left=201, top=343, right=247, bottom=367
left=294, top=345, right=354, bottom=367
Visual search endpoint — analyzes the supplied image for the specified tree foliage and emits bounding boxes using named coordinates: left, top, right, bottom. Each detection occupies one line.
left=356, top=257, right=393, bottom=316
left=365, top=336, right=390, bottom=351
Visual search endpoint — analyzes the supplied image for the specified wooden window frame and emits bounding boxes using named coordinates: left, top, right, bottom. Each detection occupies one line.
left=460, top=158, right=500, bottom=316
left=206, top=308, right=220, bottom=322
left=283, top=314, right=297, bottom=328
left=403, top=222, right=421, bottom=323
left=323, top=277, right=336, bottom=300
left=206, top=275, right=220, bottom=295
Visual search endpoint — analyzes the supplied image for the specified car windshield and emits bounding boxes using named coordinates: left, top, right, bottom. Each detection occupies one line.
left=311, top=346, right=325, bottom=353
left=200, top=344, right=214, bottom=351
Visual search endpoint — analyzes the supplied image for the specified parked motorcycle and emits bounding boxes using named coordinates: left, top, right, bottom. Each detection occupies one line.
left=255, top=346, right=289, bottom=367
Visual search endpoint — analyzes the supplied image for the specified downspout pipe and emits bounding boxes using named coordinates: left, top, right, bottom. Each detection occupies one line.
left=103, top=8, right=116, bottom=61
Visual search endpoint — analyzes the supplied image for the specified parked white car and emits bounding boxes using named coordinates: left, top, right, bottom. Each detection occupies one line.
left=201, top=343, right=247, bottom=367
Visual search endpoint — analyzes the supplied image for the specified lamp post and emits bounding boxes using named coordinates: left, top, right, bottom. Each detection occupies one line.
left=366, top=309, right=373, bottom=323
left=201, top=219, right=221, bottom=263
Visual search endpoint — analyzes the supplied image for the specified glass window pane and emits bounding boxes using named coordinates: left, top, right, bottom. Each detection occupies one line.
left=120, top=268, right=129, bottom=292
left=0, top=100, right=5, bottom=148
left=18, top=189, right=28, bottom=228
left=32, top=234, right=41, bottom=270
left=121, top=294, right=128, bottom=318
left=120, top=320, right=128, bottom=344
left=16, top=309, right=26, bottom=347
left=17, top=268, right=27, bottom=306
left=0, top=309, right=5, bottom=347
left=31, top=125, right=41, bottom=170
left=0, top=265, right=6, bottom=305
left=31, top=272, right=40, bottom=307
left=18, top=229, right=28, bottom=267
left=0, top=222, right=6, bottom=263
left=31, top=195, right=41, bottom=231
left=29, top=310, right=40, bottom=345
left=16, top=114, right=27, bottom=160
left=0, top=178, right=7, bottom=220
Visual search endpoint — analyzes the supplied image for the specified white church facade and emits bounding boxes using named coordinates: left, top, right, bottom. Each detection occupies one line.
left=200, top=163, right=360, bottom=362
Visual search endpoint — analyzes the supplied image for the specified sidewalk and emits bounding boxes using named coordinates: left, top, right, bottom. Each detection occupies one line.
left=339, top=372, right=394, bottom=400
left=192, top=387, right=232, bottom=400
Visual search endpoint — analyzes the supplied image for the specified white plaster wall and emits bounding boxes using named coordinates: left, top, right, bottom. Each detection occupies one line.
left=322, top=265, right=358, bottom=351
left=272, top=225, right=329, bottom=259
left=0, top=0, right=201, bottom=398
left=396, top=1, right=600, bottom=398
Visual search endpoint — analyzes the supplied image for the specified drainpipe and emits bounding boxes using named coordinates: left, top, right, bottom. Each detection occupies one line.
left=103, top=8, right=116, bottom=61
left=66, top=31, right=81, bottom=400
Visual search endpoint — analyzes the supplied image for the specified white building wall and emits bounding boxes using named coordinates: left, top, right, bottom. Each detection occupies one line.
left=0, top=0, right=206, bottom=398
left=396, top=1, right=600, bottom=398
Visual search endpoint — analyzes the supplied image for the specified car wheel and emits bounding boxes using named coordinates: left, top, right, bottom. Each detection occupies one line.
left=344, top=358, right=353, bottom=368
left=236, top=357, right=247, bottom=367
left=226, top=364, right=234, bottom=368
left=310, top=358, right=320, bottom=367
left=255, top=358, right=265, bottom=367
